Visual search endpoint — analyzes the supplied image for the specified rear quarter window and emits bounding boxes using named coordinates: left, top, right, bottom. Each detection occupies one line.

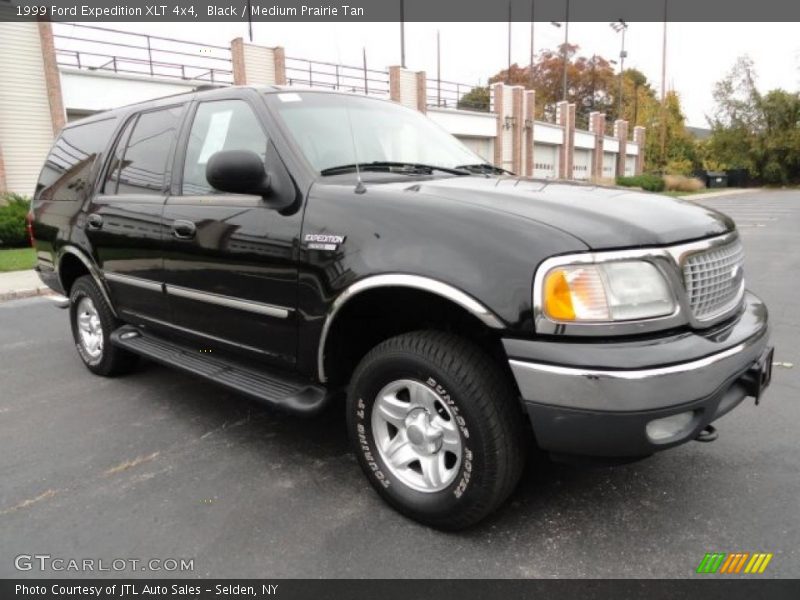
left=36, top=117, right=118, bottom=203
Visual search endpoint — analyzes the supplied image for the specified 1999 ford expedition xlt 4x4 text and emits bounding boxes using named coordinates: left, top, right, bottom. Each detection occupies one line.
left=30, top=86, right=773, bottom=529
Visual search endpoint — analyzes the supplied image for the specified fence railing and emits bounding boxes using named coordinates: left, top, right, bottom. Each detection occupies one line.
left=52, top=24, right=495, bottom=115
left=52, top=23, right=233, bottom=84
left=284, top=56, right=391, bottom=97
left=426, top=79, right=493, bottom=113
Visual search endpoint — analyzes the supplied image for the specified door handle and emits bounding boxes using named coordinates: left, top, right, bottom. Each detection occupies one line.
left=87, top=214, right=103, bottom=230
left=172, top=220, right=196, bottom=240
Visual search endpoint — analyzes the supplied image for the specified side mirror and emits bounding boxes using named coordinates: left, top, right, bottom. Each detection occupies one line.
left=206, top=150, right=271, bottom=196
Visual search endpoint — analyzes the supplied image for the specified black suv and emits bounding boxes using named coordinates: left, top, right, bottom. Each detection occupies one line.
left=31, top=86, right=773, bottom=529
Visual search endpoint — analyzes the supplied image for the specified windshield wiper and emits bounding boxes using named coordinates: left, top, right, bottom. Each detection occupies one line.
left=455, top=163, right=510, bottom=175
left=320, top=161, right=470, bottom=177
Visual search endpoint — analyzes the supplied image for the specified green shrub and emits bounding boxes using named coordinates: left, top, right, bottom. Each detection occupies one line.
left=0, top=193, right=31, bottom=247
left=615, top=174, right=666, bottom=192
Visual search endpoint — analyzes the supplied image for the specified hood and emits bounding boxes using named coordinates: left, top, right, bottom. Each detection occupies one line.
left=395, top=177, right=734, bottom=249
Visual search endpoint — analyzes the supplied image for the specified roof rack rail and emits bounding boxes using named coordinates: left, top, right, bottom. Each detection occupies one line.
left=193, top=84, right=228, bottom=92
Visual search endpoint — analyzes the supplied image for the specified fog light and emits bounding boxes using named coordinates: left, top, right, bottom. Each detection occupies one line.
left=646, top=411, right=695, bottom=442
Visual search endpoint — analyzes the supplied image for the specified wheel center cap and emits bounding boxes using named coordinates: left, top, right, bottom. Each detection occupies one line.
left=405, top=409, right=442, bottom=454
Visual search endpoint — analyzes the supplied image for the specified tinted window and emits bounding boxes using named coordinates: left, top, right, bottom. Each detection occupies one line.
left=114, top=106, right=183, bottom=195
left=36, top=118, right=117, bottom=202
left=182, top=100, right=267, bottom=195
left=103, top=116, right=135, bottom=194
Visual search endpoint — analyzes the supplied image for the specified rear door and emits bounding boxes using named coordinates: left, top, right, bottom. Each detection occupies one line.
left=160, top=93, right=301, bottom=368
left=86, top=104, right=186, bottom=323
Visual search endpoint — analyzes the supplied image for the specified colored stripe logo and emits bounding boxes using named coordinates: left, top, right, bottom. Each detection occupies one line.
left=696, top=552, right=773, bottom=574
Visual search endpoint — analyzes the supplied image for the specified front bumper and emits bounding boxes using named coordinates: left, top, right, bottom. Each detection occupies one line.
left=506, top=291, right=772, bottom=458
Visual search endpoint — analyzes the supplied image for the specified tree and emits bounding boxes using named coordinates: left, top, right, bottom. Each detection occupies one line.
left=483, top=44, right=696, bottom=173
left=488, top=44, right=617, bottom=125
left=457, top=86, right=490, bottom=112
left=705, top=56, right=800, bottom=183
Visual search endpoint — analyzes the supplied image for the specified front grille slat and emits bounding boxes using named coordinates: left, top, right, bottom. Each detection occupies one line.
left=682, top=238, right=745, bottom=321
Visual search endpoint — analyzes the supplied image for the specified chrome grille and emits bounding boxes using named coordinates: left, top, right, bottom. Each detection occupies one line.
left=682, top=238, right=745, bottom=320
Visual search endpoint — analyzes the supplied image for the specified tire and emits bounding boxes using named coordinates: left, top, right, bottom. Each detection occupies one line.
left=347, top=330, right=526, bottom=530
left=69, top=275, right=138, bottom=376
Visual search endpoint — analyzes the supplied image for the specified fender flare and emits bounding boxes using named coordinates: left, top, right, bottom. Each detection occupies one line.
left=57, top=246, right=118, bottom=317
left=317, top=274, right=505, bottom=382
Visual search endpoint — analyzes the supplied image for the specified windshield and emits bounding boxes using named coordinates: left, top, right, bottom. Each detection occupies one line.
left=268, top=92, right=484, bottom=173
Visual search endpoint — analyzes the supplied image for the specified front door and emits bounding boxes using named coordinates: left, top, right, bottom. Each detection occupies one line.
left=86, top=104, right=185, bottom=323
left=160, top=95, right=300, bottom=368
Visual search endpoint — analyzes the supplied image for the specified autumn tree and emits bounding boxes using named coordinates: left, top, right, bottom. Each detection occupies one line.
left=705, top=56, right=800, bottom=183
left=471, top=43, right=697, bottom=173
left=488, top=44, right=617, bottom=126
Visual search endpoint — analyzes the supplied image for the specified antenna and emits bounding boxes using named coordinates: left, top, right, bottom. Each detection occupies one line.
left=333, top=25, right=366, bottom=194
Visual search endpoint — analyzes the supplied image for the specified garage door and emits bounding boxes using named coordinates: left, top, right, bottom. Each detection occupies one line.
left=573, top=149, right=591, bottom=180
left=603, top=152, right=616, bottom=179
left=625, top=155, right=635, bottom=176
left=457, top=136, right=494, bottom=164
left=533, top=144, right=558, bottom=179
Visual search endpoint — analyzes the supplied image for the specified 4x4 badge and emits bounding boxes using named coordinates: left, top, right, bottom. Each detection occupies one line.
left=304, top=233, right=346, bottom=251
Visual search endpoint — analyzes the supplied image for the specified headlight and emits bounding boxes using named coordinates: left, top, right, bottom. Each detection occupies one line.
left=542, top=260, right=675, bottom=322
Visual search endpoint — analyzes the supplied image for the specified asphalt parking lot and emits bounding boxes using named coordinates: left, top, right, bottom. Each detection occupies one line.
left=1, top=189, right=798, bottom=579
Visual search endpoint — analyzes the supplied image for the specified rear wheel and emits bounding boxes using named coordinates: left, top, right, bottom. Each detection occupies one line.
left=69, top=275, right=137, bottom=376
left=347, top=330, right=526, bottom=530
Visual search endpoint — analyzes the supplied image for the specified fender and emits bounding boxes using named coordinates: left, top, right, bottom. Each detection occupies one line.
left=57, top=246, right=118, bottom=317
left=317, top=274, right=505, bottom=382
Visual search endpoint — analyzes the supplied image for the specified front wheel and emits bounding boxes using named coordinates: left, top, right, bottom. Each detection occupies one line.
left=347, top=331, right=526, bottom=530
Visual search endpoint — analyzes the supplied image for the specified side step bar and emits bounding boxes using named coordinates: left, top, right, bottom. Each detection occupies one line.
left=110, top=326, right=330, bottom=417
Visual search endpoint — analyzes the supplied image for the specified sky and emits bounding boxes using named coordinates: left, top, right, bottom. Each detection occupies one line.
left=66, top=21, right=800, bottom=127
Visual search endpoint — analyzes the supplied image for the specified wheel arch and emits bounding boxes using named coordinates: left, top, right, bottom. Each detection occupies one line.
left=318, top=274, right=507, bottom=385
left=57, top=246, right=117, bottom=316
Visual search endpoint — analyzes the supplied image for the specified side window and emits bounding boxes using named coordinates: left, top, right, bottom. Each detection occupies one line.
left=108, top=106, right=183, bottom=195
left=104, top=116, right=136, bottom=193
left=181, top=100, right=267, bottom=195
left=37, top=118, right=117, bottom=202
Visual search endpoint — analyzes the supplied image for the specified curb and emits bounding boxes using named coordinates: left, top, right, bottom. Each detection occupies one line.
left=0, top=287, right=54, bottom=303
left=682, top=189, right=757, bottom=201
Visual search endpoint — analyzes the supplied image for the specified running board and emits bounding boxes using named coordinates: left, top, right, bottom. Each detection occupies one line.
left=110, top=326, right=330, bottom=417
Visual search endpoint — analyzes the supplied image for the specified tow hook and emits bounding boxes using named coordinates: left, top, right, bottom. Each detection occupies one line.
left=695, top=424, right=719, bottom=443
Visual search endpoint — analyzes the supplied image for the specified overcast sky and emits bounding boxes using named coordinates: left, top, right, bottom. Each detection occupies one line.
left=83, top=21, right=799, bottom=127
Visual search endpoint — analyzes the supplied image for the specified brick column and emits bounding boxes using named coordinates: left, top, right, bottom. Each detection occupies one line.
left=231, top=38, right=246, bottom=84
left=556, top=101, right=576, bottom=179
left=614, top=119, right=629, bottom=178
left=511, top=86, right=524, bottom=175
left=589, top=111, right=607, bottom=180
left=389, top=66, right=426, bottom=112
left=38, top=21, right=65, bottom=135
left=491, top=82, right=504, bottom=168
left=416, top=71, right=427, bottom=113
left=633, top=126, right=646, bottom=175
left=524, top=90, right=535, bottom=177
left=273, top=46, right=287, bottom=85
left=230, top=38, right=286, bottom=86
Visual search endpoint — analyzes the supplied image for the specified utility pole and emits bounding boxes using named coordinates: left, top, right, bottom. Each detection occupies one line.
left=400, top=0, right=406, bottom=68
left=363, top=47, right=368, bottom=95
left=660, top=0, right=668, bottom=170
left=246, top=0, right=253, bottom=41
left=507, top=2, right=512, bottom=84
left=610, top=19, right=628, bottom=119
left=437, top=30, right=441, bottom=107
left=562, top=0, right=570, bottom=101
left=529, top=0, right=535, bottom=89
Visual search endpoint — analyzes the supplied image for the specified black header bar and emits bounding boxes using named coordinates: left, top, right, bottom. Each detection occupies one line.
left=3, top=0, right=800, bottom=22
